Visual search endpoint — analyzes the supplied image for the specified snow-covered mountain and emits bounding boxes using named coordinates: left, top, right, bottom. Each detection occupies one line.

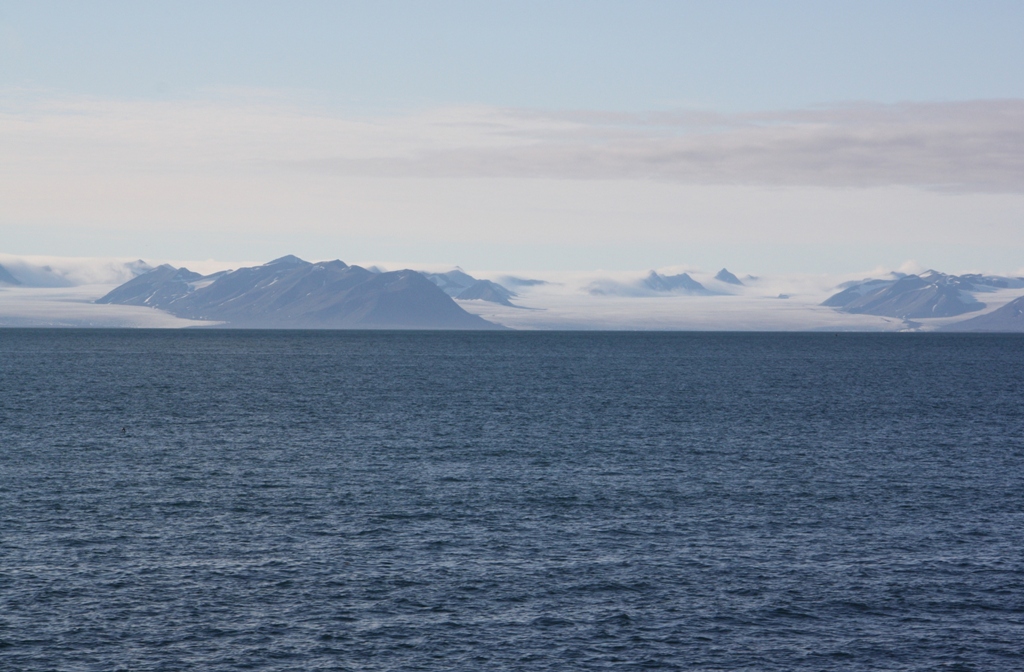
left=97, top=256, right=505, bottom=329
left=420, top=269, right=519, bottom=307
left=822, top=270, right=1024, bottom=319
left=4, top=253, right=1023, bottom=331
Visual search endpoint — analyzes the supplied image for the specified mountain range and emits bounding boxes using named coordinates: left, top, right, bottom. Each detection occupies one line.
left=6, top=253, right=1024, bottom=331
left=822, top=270, right=1024, bottom=320
left=97, top=256, right=505, bottom=329
left=641, top=271, right=711, bottom=294
left=420, top=269, right=519, bottom=307
left=589, top=268, right=743, bottom=297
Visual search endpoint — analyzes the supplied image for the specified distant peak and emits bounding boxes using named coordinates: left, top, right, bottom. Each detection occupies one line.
left=444, top=268, right=476, bottom=280
left=714, top=268, right=743, bottom=285
left=642, top=270, right=708, bottom=294
left=265, top=255, right=308, bottom=266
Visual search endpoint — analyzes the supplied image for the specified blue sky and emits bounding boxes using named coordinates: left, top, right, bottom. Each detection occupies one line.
left=2, top=1, right=1023, bottom=273
left=5, top=1, right=1024, bottom=110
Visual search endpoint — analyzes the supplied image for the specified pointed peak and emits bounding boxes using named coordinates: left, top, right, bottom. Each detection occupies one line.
left=265, top=255, right=308, bottom=267
left=714, top=268, right=743, bottom=285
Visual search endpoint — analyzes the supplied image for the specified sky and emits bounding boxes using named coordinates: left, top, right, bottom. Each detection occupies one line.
left=1, top=1, right=1023, bottom=274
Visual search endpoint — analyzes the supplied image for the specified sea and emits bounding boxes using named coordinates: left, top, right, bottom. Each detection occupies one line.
left=1, top=330, right=1023, bottom=671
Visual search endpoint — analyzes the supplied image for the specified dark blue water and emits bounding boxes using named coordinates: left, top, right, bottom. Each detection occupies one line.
left=2, top=330, right=1023, bottom=671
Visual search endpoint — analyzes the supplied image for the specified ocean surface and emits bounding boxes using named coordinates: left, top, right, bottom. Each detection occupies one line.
left=2, top=330, right=1023, bottom=671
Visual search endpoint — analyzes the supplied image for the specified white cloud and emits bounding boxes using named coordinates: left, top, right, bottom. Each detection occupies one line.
left=2, top=92, right=1023, bottom=271
left=0, top=254, right=151, bottom=286
left=3, top=94, right=1021, bottom=191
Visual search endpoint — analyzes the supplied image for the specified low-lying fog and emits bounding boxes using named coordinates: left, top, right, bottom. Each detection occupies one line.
left=2, top=255, right=1022, bottom=331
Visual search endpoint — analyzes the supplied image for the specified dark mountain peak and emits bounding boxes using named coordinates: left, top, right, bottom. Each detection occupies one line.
left=265, top=255, right=309, bottom=267
left=643, top=271, right=710, bottom=295
left=715, top=268, right=743, bottom=285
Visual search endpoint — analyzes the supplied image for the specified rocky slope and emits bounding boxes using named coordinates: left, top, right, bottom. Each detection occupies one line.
left=942, top=296, right=1024, bottom=332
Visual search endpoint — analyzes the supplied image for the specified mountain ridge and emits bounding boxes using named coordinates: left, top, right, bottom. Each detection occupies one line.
left=97, top=256, right=506, bottom=329
left=821, top=270, right=1024, bottom=319
left=420, top=269, right=520, bottom=307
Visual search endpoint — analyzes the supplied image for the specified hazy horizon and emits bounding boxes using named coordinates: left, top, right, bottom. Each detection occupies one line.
left=2, top=251, right=1022, bottom=331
